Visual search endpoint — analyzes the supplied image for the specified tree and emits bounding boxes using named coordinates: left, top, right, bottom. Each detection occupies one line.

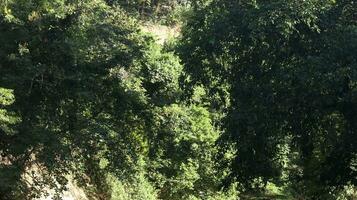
left=0, top=0, right=153, bottom=198
left=179, top=0, right=357, bottom=197
left=148, top=104, right=223, bottom=199
left=0, top=0, right=233, bottom=199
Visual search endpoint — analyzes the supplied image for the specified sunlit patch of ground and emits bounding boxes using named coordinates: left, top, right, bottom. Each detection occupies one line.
left=36, top=179, right=88, bottom=200
left=141, top=23, right=180, bottom=44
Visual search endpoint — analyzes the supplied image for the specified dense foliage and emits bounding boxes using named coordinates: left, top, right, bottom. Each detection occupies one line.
left=0, top=0, right=356, bottom=199
left=179, top=0, right=357, bottom=198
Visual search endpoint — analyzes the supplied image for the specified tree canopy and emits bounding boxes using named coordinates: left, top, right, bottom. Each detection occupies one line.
left=179, top=0, right=357, bottom=197
left=0, top=0, right=356, bottom=199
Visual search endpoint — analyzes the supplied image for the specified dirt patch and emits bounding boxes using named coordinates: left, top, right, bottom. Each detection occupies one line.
left=141, top=24, right=180, bottom=44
